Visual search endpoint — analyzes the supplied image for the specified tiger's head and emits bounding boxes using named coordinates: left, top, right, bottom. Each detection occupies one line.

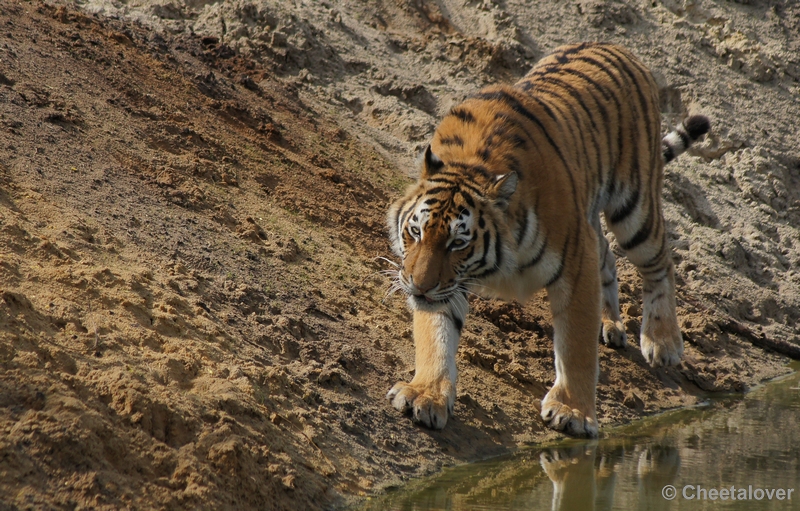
left=387, top=146, right=518, bottom=312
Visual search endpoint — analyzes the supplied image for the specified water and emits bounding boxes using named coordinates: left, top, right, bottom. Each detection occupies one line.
left=359, top=364, right=800, bottom=511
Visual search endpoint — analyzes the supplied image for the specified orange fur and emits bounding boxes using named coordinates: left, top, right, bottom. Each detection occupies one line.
left=386, top=43, right=709, bottom=436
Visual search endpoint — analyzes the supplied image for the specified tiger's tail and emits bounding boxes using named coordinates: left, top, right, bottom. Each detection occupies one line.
left=662, top=115, right=711, bottom=163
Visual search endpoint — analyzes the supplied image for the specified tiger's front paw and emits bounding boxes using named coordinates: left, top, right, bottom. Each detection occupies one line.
left=387, top=380, right=454, bottom=430
left=541, top=387, right=598, bottom=438
left=539, top=444, right=593, bottom=482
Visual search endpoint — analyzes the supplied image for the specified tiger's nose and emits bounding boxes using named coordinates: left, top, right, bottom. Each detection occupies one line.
left=410, top=277, right=436, bottom=295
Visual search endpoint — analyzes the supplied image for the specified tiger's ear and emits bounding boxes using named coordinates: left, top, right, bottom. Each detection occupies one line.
left=421, top=145, right=444, bottom=178
left=490, top=172, right=518, bottom=210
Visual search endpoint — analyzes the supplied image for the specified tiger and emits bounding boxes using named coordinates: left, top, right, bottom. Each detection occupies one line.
left=385, top=42, right=710, bottom=437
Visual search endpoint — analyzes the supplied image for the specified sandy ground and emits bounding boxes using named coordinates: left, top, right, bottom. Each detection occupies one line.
left=1, top=0, right=799, bottom=509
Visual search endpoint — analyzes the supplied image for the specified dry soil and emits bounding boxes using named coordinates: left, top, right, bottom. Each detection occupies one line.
left=2, top=0, right=800, bottom=510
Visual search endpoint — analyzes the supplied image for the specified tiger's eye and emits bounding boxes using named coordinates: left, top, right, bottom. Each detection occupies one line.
left=409, top=226, right=421, bottom=237
left=449, top=239, right=466, bottom=250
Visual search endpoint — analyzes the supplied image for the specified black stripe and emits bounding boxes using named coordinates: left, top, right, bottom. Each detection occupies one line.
left=515, top=212, right=529, bottom=245
left=553, top=42, right=592, bottom=60
left=528, top=64, right=560, bottom=79
left=609, top=189, right=640, bottom=224
left=398, top=196, right=419, bottom=229
left=463, top=246, right=475, bottom=261
left=504, top=154, right=522, bottom=176
left=477, top=231, right=491, bottom=270
left=640, top=266, right=668, bottom=278
left=450, top=108, right=475, bottom=124
left=575, top=53, right=626, bottom=173
left=471, top=165, right=491, bottom=177
left=662, top=144, right=675, bottom=163
left=558, top=70, right=614, bottom=164
left=493, top=113, right=536, bottom=146
left=571, top=241, right=586, bottom=292
left=495, top=229, right=503, bottom=269
left=520, top=237, right=547, bottom=270
left=447, top=161, right=493, bottom=183
left=620, top=215, right=653, bottom=251
left=473, top=90, right=580, bottom=210
left=639, top=240, right=667, bottom=269
left=528, top=84, right=598, bottom=192
left=562, top=66, right=614, bottom=104
left=606, top=174, right=617, bottom=199
left=439, top=135, right=464, bottom=146
left=573, top=56, right=624, bottom=90
left=593, top=46, right=653, bottom=155
left=424, top=178, right=484, bottom=198
left=424, top=178, right=469, bottom=192
left=426, top=186, right=453, bottom=195
left=476, top=90, right=590, bottom=251
left=435, top=170, right=472, bottom=178
left=519, top=93, right=587, bottom=216
left=677, top=129, right=690, bottom=149
left=452, top=314, right=464, bottom=332
left=533, top=75, right=603, bottom=131
left=528, top=74, right=608, bottom=175
left=470, top=236, right=496, bottom=278
left=459, top=191, right=475, bottom=208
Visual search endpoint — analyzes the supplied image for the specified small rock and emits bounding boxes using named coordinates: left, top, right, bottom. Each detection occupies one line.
left=622, top=390, right=644, bottom=412
left=281, top=474, right=295, bottom=489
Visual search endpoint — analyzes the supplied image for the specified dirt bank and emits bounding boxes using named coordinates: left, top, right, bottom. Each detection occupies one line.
left=1, top=1, right=799, bottom=509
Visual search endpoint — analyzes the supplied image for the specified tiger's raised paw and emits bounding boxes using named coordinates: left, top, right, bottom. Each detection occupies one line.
left=387, top=381, right=454, bottom=430
left=541, top=392, right=598, bottom=438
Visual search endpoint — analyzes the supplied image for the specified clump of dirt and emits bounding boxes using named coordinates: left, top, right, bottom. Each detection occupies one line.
left=1, top=1, right=799, bottom=510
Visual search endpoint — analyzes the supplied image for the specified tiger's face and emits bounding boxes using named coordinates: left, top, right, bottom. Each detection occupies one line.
left=392, top=189, right=478, bottom=311
left=387, top=147, right=517, bottom=312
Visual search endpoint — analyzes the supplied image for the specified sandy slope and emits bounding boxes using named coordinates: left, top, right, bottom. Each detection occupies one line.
left=1, top=0, right=799, bottom=509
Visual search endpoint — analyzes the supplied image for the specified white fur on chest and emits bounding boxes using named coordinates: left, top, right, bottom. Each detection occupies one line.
left=481, top=247, right=561, bottom=301
left=474, top=207, right=561, bottom=301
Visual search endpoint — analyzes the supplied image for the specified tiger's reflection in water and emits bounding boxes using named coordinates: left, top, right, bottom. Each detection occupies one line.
left=540, top=441, right=680, bottom=511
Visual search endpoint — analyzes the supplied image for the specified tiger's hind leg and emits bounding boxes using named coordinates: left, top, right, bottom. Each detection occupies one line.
left=593, top=217, right=626, bottom=348
left=606, top=174, right=683, bottom=367
left=637, top=257, right=683, bottom=367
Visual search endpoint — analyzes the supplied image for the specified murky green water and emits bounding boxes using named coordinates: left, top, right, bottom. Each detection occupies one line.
left=359, top=364, right=800, bottom=511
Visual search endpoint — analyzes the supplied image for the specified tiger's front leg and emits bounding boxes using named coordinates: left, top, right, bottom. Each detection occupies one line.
left=540, top=238, right=602, bottom=438
left=387, top=307, right=461, bottom=430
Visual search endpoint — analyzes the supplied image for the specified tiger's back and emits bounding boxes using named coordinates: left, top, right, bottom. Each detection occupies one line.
left=386, top=43, right=709, bottom=436
left=431, top=43, right=663, bottom=293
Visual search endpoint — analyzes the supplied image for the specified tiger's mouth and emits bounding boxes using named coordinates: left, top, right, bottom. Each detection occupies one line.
left=409, top=293, right=452, bottom=311
left=414, top=293, right=444, bottom=304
